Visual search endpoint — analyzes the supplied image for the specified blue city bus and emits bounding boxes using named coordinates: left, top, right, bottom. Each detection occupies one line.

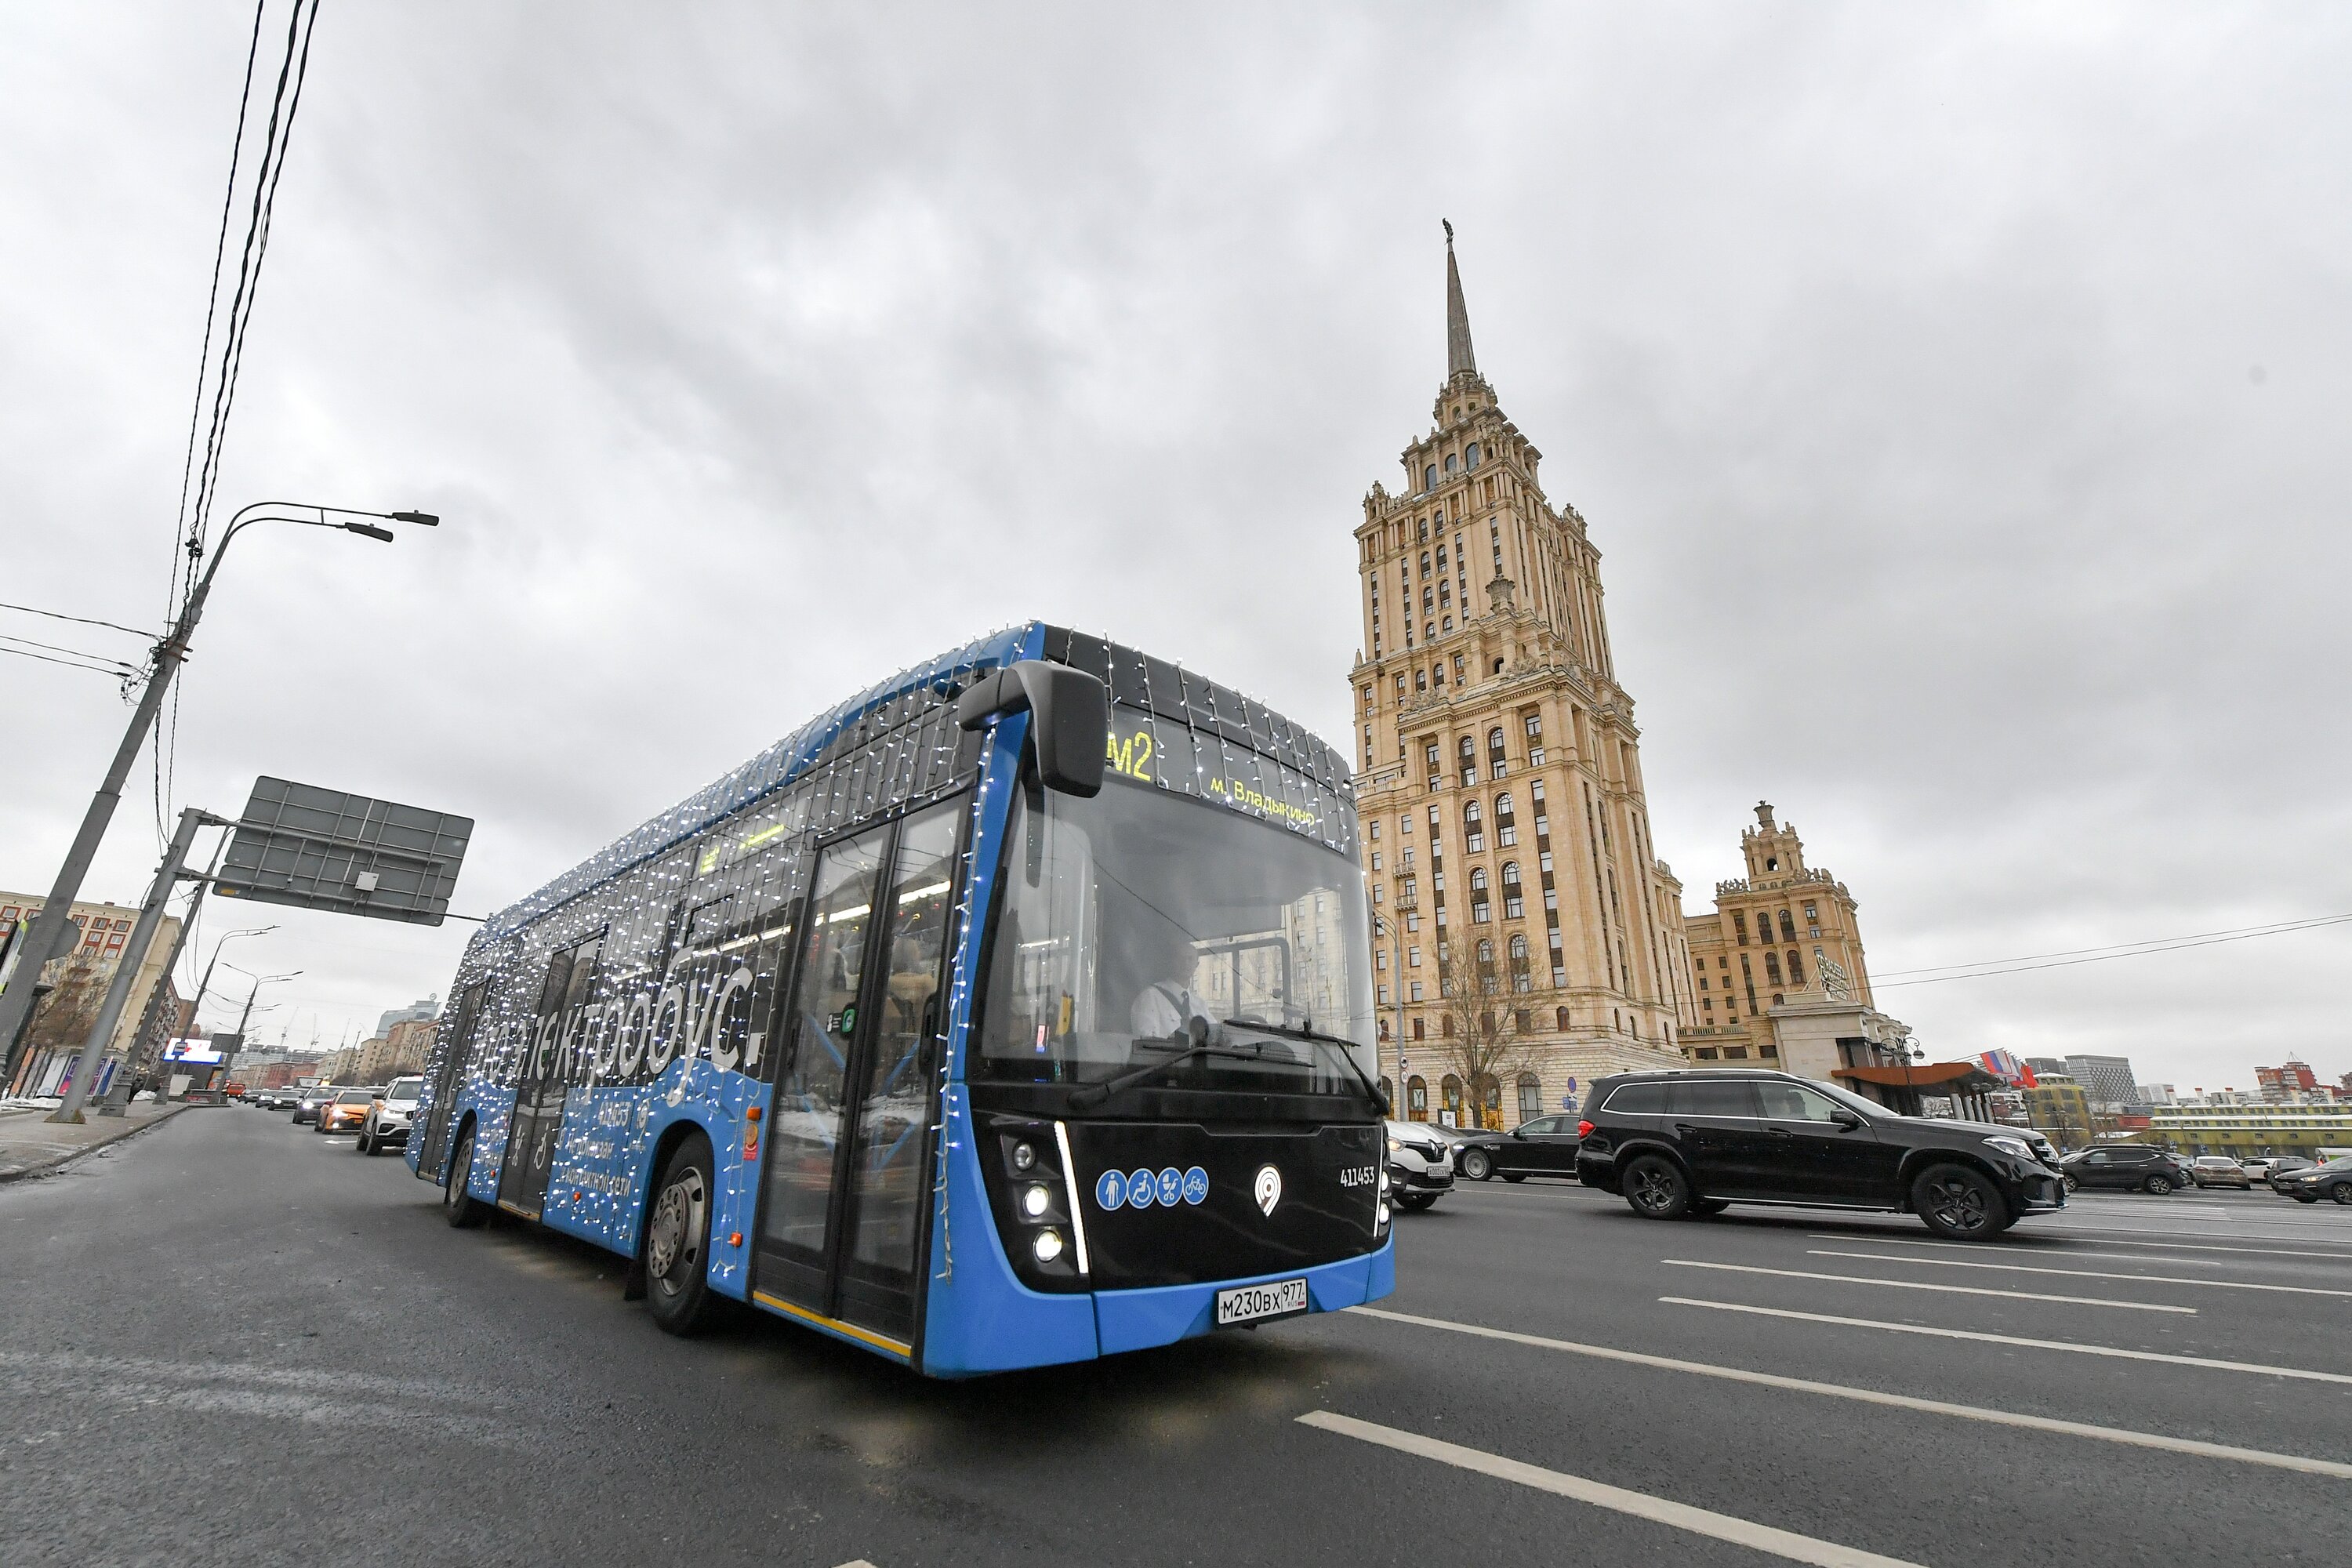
left=410, top=622, right=1393, bottom=1374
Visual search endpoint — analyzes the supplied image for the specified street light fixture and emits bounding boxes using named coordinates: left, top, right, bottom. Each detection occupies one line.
left=209, top=963, right=301, bottom=1093
left=1, top=499, right=439, bottom=1080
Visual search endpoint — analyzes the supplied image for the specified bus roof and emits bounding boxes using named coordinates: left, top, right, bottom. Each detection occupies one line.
left=479, top=622, right=1353, bottom=942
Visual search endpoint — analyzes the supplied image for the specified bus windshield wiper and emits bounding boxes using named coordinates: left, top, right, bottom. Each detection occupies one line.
left=1069, top=1034, right=1277, bottom=1111
left=1221, top=1018, right=1387, bottom=1113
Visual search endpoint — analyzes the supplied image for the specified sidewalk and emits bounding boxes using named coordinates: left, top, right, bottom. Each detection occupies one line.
left=0, top=1098, right=187, bottom=1183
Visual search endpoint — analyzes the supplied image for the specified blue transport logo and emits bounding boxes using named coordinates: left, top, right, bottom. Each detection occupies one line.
left=1127, top=1167, right=1158, bottom=1209
left=1181, top=1166, right=1208, bottom=1205
left=1156, top=1167, right=1184, bottom=1206
left=1095, top=1170, right=1127, bottom=1210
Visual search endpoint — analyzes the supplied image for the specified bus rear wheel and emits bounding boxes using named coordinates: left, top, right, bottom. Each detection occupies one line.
left=443, top=1129, right=487, bottom=1229
left=644, top=1139, right=720, bottom=1337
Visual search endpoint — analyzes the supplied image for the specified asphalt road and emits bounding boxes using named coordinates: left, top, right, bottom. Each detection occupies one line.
left=4, top=1110, right=2349, bottom=1568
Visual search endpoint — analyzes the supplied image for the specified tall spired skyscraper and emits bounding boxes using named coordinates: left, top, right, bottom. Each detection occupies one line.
left=1351, top=230, right=1689, bottom=1127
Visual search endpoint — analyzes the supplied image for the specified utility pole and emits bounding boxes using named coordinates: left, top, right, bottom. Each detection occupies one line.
left=94, top=847, right=255, bottom=1116
left=51, top=809, right=223, bottom=1122
left=0, top=500, right=433, bottom=1063
left=212, top=966, right=299, bottom=1093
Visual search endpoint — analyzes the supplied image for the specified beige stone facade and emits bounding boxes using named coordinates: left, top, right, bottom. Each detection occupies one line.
left=1676, top=803, right=1911, bottom=1083
left=1353, top=238, right=1685, bottom=1127
left=1, top=889, right=183, bottom=1095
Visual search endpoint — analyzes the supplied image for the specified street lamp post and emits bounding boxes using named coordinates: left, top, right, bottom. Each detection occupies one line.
left=0, top=501, right=437, bottom=1068
left=211, top=964, right=299, bottom=1091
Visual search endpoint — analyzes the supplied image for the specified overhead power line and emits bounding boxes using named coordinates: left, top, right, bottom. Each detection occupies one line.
left=0, top=601, right=157, bottom=641
left=1871, top=913, right=2352, bottom=989
left=154, top=0, right=325, bottom=848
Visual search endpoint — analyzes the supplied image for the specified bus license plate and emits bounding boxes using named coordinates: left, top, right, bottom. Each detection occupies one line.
left=1215, top=1278, right=1308, bottom=1327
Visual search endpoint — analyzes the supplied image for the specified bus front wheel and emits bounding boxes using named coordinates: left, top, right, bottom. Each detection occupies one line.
left=644, top=1139, right=720, bottom=1337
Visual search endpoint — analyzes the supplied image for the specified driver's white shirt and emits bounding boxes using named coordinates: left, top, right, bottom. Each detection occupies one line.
left=1130, top=982, right=1216, bottom=1040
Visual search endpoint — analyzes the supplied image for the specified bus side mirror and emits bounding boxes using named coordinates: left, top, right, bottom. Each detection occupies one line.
left=956, top=659, right=1107, bottom=797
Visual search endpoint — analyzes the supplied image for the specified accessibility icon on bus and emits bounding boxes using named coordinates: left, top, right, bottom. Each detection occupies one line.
left=1156, top=1167, right=1184, bottom=1206
left=1127, top=1167, right=1157, bottom=1209
left=1095, top=1170, right=1127, bottom=1210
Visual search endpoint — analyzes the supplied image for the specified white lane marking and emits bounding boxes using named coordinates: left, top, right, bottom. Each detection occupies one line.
left=831, top=1561, right=879, bottom=1567
left=1806, top=1248, right=2352, bottom=1298
left=1802, top=1236, right=2223, bottom=1266
left=1298, top=1410, right=1926, bottom=1568
left=1345, top=1306, right=2352, bottom=1479
left=1807, top=1232, right=2352, bottom=1263
left=1660, top=1298, right=2352, bottom=1387
left=1661, top=1259, right=2196, bottom=1313
left=2033, top=1223, right=2352, bottom=1250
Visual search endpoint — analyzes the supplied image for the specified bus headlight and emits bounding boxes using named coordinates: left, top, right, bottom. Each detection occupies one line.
left=1012, top=1142, right=1038, bottom=1172
left=1022, top=1183, right=1051, bottom=1218
left=1376, top=1202, right=1391, bottom=1229
left=1033, top=1229, right=1065, bottom=1263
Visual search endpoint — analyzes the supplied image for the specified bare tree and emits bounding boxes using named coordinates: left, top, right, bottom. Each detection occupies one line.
left=24, top=964, right=108, bottom=1056
left=1427, top=949, right=1542, bottom=1131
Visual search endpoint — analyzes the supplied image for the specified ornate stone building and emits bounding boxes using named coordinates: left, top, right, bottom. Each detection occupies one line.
left=1352, top=233, right=1687, bottom=1127
left=1678, top=801, right=1911, bottom=1083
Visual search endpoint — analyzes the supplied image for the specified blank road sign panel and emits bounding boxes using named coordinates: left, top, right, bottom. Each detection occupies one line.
left=216, top=777, right=473, bottom=926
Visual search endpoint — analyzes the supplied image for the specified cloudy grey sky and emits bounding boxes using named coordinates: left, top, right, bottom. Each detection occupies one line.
left=4, top=4, right=2347, bottom=1090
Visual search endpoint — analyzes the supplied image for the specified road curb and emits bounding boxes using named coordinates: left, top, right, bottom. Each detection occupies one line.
left=0, top=1102, right=191, bottom=1184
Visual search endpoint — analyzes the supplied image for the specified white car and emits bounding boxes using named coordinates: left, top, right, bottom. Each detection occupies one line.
left=1385, top=1120, right=1455, bottom=1212
left=356, top=1076, right=426, bottom=1157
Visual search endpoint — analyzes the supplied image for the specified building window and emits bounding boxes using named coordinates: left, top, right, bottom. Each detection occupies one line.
left=1696, top=1047, right=1719, bottom=1061
left=1444, top=452, right=1457, bottom=473
left=1764, top=951, right=1784, bottom=985
left=1464, top=800, right=1484, bottom=852
left=1424, top=464, right=1437, bottom=492
left=1779, top=909, right=1798, bottom=942
left=1786, top=949, right=1804, bottom=985
left=1408, top=946, right=1421, bottom=967
left=1467, top=442, right=1483, bottom=470
left=1502, top=863, right=1523, bottom=919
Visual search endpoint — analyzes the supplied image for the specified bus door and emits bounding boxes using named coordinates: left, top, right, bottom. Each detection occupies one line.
left=754, top=801, right=960, bottom=1348
left=417, top=979, right=485, bottom=1179
left=499, top=934, right=600, bottom=1218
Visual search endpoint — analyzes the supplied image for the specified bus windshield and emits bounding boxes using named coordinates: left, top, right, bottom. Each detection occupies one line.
left=977, top=776, right=1375, bottom=1094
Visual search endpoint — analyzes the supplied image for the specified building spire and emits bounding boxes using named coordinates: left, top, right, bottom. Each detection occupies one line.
left=1443, top=220, right=1477, bottom=379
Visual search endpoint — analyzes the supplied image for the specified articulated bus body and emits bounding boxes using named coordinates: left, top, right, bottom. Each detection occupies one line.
left=410, top=622, right=1393, bottom=1374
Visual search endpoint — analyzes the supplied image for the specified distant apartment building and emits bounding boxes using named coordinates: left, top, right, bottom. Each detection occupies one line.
left=2256, top=1061, right=2320, bottom=1101
left=375, top=994, right=438, bottom=1038
left=2063, top=1054, right=2140, bottom=1112
left=2145, top=1102, right=2352, bottom=1158
left=2023, top=1074, right=2096, bottom=1149
left=384, top=1017, right=435, bottom=1075
left=2134, top=1083, right=2176, bottom=1106
left=1, top=890, right=182, bottom=1098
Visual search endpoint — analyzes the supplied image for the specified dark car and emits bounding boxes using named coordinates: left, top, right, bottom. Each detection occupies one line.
left=2057, top=1144, right=2183, bottom=1195
left=1452, top=1116, right=1585, bottom=1183
left=292, top=1087, right=335, bottom=1125
left=2276, top=1156, right=2352, bottom=1205
left=2265, top=1156, right=2316, bottom=1192
left=1574, top=1069, right=2066, bottom=1240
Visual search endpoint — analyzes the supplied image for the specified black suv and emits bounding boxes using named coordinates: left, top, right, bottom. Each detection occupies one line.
left=1575, top=1069, right=2066, bottom=1240
left=2056, top=1144, right=2181, bottom=1194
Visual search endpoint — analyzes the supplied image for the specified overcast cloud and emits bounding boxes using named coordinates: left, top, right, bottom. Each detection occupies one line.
left=4, top=3, right=2347, bottom=1090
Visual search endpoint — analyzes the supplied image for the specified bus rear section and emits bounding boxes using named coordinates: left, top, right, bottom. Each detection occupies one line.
left=411, top=622, right=1392, bottom=1375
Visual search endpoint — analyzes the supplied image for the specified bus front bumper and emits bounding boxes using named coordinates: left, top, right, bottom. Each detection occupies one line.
left=1091, top=1236, right=1396, bottom=1356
